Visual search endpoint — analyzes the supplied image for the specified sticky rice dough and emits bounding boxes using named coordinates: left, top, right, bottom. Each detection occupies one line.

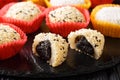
left=0, top=24, right=21, bottom=44
left=5, top=1, right=41, bottom=21
left=68, top=29, right=105, bottom=59
left=48, top=6, right=86, bottom=23
left=32, top=33, right=68, bottom=67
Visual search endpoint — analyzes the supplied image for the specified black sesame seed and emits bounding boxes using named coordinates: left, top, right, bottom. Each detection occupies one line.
left=63, top=56, right=66, bottom=58
left=63, top=20, right=66, bottom=22
left=16, top=12, right=19, bottom=15
left=94, top=44, right=99, bottom=47
left=62, top=47, right=64, bottom=50
left=75, top=17, right=78, bottom=19
left=13, top=38, right=17, bottom=40
left=60, top=47, right=64, bottom=50
left=57, top=20, right=61, bottom=22
left=51, top=14, right=56, bottom=18
left=14, top=31, right=17, bottom=34
left=78, top=20, right=82, bottom=22
left=95, top=36, right=98, bottom=39
left=60, top=48, right=62, bottom=50
left=98, top=40, right=101, bottom=42
left=53, top=39, right=56, bottom=41
left=68, top=18, right=72, bottom=20
left=30, top=14, right=33, bottom=17
left=19, top=11, right=22, bottom=13
left=4, top=29, right=7, bottom=32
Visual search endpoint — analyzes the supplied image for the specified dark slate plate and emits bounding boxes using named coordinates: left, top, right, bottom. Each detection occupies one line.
left=0, top=23, right=120, bottom=78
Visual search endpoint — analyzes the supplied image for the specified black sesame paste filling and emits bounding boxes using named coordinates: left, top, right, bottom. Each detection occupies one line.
left=36, top=40, right=51, bottom=61
left=75, top=35, right=94, bottom=56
